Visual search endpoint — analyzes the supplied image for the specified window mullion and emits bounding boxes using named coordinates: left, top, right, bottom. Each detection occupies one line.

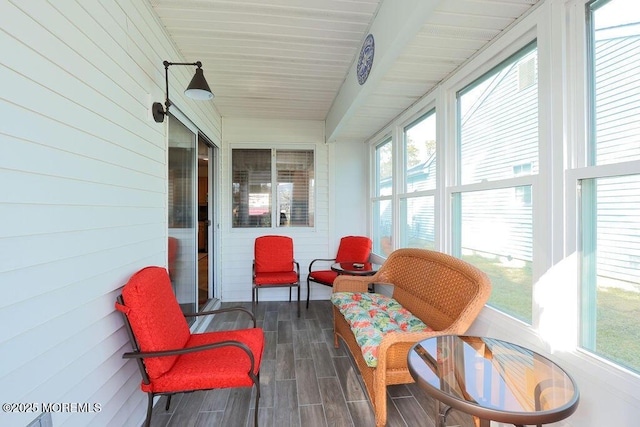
left=271, top=148, right=277, bottom=228
left=578, top=179, right=598, bottom=349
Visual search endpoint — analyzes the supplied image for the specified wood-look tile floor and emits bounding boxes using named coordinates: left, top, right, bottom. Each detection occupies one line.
left=149, top=300, right=475, bottom=427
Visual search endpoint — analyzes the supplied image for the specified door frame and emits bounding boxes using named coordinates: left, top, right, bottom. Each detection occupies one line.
left=167, top=109, right=220, bottom=314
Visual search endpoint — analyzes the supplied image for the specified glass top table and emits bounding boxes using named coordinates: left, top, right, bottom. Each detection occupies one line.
left=407, top=335, right=579, bottom=427
left=331, top=261, right=379, bottom=276
left=331, top=262, right=380, bottom=292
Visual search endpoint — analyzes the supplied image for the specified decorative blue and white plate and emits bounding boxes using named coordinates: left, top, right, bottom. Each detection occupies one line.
left=357, top=33, right=375, bottom=85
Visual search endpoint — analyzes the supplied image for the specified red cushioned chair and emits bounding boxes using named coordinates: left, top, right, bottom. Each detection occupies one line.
left=306, top=235, right=372, bottom=308
left=253, top=235, right=301, bottom=317
left=115, top=266, right=264, bottom=427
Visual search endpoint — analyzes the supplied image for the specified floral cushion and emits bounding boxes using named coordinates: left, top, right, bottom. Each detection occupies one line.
left=331, top=292, right=432, bottom=367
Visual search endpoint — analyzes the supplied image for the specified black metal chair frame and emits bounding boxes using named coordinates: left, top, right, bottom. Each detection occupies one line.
left=117, top=297, right=261, bottom=427
left=306, top=257, right=337, bottom=308
left=252, top=260, right=301, bottom=317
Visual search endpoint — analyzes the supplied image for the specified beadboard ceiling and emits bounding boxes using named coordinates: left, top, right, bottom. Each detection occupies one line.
left=150, top=0, right=540, bottom=143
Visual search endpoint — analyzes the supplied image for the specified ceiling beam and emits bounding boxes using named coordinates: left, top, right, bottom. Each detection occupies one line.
left=324, top=0, right=443, bottom=143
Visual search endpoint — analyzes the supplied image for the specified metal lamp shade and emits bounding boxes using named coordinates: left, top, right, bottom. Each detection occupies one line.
left=184, top=68, right=214, bottom=100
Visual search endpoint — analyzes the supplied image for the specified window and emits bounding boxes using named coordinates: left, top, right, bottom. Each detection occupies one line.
left=588, top=0, right=640, bottom=166
left=579, top=0, right=640, bottom=372
left=372, top=138, right=393, bottom=255
left=513, top=163, right=532, bottom=206
left=232, top=148, right=314, bottom=228
left=400, top=111, right=436, bottom=250
left=454, top=42, right=538, bottom=323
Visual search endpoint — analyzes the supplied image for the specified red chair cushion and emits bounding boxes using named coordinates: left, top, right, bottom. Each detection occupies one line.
left=141, top=328, right=265, bottom=393
left=254, top=271, right=299, bottom=285
left=254, top=235, right=294, bottom=273
left=308, top=270, right=338, bottom=285
left=121, top=266, right=190, bottom=379
left=335, top=236, right=372, bottom=263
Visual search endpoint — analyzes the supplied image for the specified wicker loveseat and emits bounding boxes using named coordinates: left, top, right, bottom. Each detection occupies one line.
left=331, top=248, right=492, bottom=427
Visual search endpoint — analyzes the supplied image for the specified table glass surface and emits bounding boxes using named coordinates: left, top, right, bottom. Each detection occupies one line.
left=331, top=262, right=379, bottom=276
left=408, top=335, right=578, bottom=420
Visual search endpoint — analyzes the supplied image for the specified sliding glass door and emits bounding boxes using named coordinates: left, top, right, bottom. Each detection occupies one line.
left=198, top=136, right=215, bottom=308
left=168, top=115, right=198, bottom=317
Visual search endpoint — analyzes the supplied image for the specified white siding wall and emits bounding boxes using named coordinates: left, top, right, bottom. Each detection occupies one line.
left=0, top=1, right=221, bottom=426
left=331, top=139, right=369, bottom=241
left=220, top=118, right=367, bottom=304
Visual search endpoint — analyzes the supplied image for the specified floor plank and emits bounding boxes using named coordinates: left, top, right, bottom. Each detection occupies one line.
left=295, top=358, right=322, bottom=405
left=318, top=377, right=355, bottom=427
left=299, top=404, right=327, bottom=427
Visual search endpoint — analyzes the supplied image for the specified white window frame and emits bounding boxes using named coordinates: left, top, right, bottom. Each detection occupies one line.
left=371, top=136, right=394, bottom=256
left=450, top=39, right=540, bottom=325
left=399, top=108, right=438, bottom=250
left=566, top=0, right=640, bottom=373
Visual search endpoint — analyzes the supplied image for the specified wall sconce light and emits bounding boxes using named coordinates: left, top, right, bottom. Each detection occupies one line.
left=152, top=60, right=214, bottom=123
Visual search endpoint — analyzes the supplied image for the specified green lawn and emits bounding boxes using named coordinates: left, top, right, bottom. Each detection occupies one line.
left=403, top=242, right=640, bottom=371
left=462, top=253, right=533, bottom=323
left=593, top=286, right=640, bottom=372
left=462, top=252, right=640, bottom=373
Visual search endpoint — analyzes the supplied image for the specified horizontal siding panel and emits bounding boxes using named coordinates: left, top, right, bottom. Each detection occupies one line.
left=0, top=14, right=162, bottom=155
left=461, top=186, right=533, bottom=261
left=595, top=36, right=640, bottom=164
left=0, top=63, right=162, bottom=162
left=2, top=298, right=125, bottom=392
left=1, top=245, right=161, bottom=319
left=0, top=204, right=164, bottom=239
left=1, top=224, right=164, bottom=272
left=12, top=0, right=157, bottom=118
left=0, top=152, right=166, bottom=207
left=99, top=364, right=146, bottom=427
left=1, top=238, right=163, bottom=328
left=0, top=166, right=164, bottom=209
left=0, top=106, right=164, bottom=176
left=595, top=174, right=640, bottom=283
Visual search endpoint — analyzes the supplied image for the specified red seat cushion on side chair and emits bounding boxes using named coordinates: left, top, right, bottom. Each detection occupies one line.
left=254, top=271, right=299, bottom=285
left=309, top=270, right=338, bottom=284
left=141, top=328, right=265, bottom=393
